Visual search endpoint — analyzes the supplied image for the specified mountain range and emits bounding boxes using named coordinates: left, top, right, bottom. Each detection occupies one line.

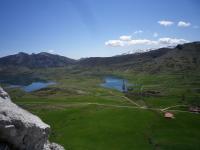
left=0, top=52, right=75, bottom=68
left=0, top=42, right=200, bottom=73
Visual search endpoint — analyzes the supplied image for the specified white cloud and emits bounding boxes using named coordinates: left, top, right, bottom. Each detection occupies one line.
left=177, top=21, right=191, bottom=27
left=128, top=39, right=158, bottom=45
left=119, top=35, right=132, bottom=41
left=105, top=36, right=189, bottom=47
left=153, top=32, right=158, bottom=37
left=158, top=20, right=174, bottom=26
left=134, top=30, right=143, bottom=34
left=105, top=40, right=124, bottom=47
left=158, top=38, right=189, bottom=45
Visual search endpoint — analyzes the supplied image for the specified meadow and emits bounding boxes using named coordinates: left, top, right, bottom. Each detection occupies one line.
left=5, top=67, right=200, bottom=150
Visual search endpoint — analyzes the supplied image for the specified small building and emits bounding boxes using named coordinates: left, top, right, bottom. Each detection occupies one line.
left=164, top=112, right=175, bottom=119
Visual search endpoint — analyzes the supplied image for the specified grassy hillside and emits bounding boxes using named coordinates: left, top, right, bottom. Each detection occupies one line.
left=1, top=42, right=200, bottom=150
left=2, top=66, right=199, bottom=150
left=0, top=42, right=200, bottom=75
left=77, top=42, right=200, bottom=73
left=33, top=106, right=200, bottom=150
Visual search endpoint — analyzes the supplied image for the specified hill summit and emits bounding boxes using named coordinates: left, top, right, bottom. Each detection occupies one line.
left=0, top=52, right=75, bottom=68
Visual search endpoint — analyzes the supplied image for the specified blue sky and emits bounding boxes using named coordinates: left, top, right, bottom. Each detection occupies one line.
left=0, top=0, right=200, bottom=59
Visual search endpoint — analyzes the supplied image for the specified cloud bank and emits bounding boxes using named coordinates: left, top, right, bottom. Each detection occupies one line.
left=105, top=36, right=189, bottom=47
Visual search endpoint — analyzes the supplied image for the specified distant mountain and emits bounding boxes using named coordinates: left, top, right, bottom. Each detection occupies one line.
left=0, top=42, right=199, bottom=73
left=0, top=52, right=75, bottom=68
left=77, top=42, right=200, bottom=72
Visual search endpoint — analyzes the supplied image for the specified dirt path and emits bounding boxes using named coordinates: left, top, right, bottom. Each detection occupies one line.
left=18, top=101, right=198, bottom=114
left=121, top=96, right=141, bottom=107
left=161, top=105, right=188, bottom=111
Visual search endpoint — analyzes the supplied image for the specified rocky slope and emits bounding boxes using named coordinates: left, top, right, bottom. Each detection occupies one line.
left=0, top=87, right=65, bottom=150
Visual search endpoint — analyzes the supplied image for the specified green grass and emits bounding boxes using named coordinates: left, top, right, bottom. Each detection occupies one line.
left=152, top=112, right=200, bottom=150
left=144, top=95, right=184, bottom=108
left=28, top=105, right=200, bottom=150
left=4, top=68, right=200, bottom=150
left=39, top=106, right=156, bottom=150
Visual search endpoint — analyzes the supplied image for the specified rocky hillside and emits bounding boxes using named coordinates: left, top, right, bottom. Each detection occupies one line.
left=0, top=52, right=75, bottom=68
left=0, top=87, right=65, bottom=150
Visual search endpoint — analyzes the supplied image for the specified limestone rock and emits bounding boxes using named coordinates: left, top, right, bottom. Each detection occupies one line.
left=0, top=87, right=65, bottom=150
left=43, top=142, right=65, bottom=150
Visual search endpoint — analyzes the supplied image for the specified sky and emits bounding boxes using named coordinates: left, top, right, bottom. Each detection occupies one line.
left=0, top=0, right=200, bottom=59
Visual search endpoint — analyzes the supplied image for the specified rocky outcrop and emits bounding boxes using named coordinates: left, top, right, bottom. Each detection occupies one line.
left=0, top=87, right=65, bottom=150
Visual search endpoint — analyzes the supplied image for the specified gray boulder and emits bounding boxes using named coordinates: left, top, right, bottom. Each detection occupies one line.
left=0, top=87, right=64, bottom=150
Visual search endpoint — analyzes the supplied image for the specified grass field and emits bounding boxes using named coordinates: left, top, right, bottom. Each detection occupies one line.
left=4, top=68, right=200, bottom=150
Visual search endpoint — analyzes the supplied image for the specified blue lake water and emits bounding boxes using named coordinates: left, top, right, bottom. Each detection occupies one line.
left=101, top=76, right=129, bottom=92
left=23, top=82, right=56, bottom=92
left=6, top=81, right=56, bottom=92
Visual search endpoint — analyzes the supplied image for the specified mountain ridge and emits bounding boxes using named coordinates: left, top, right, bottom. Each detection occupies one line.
left=0, top=52, right=76, bottom=68
left=76, top=42, right=200, bottom=72
left=0, top=42, right=200, bottom=73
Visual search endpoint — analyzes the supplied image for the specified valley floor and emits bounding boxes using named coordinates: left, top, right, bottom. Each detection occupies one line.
left=4, top=68, right=200, bottom=150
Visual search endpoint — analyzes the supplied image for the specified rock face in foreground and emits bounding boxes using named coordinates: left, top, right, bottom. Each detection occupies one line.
left=0, top=87, right=65, bottom=150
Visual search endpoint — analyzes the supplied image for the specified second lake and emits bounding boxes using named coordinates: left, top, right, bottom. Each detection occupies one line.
left=101, top=76, right=129, bottom=92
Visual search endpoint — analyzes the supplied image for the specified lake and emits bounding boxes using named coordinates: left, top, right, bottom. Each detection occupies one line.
left=6, top=81, right=56, bottom=92
left=23, top=82, right=56, bottom=92
left=101, top=76, right=129, bottom=92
